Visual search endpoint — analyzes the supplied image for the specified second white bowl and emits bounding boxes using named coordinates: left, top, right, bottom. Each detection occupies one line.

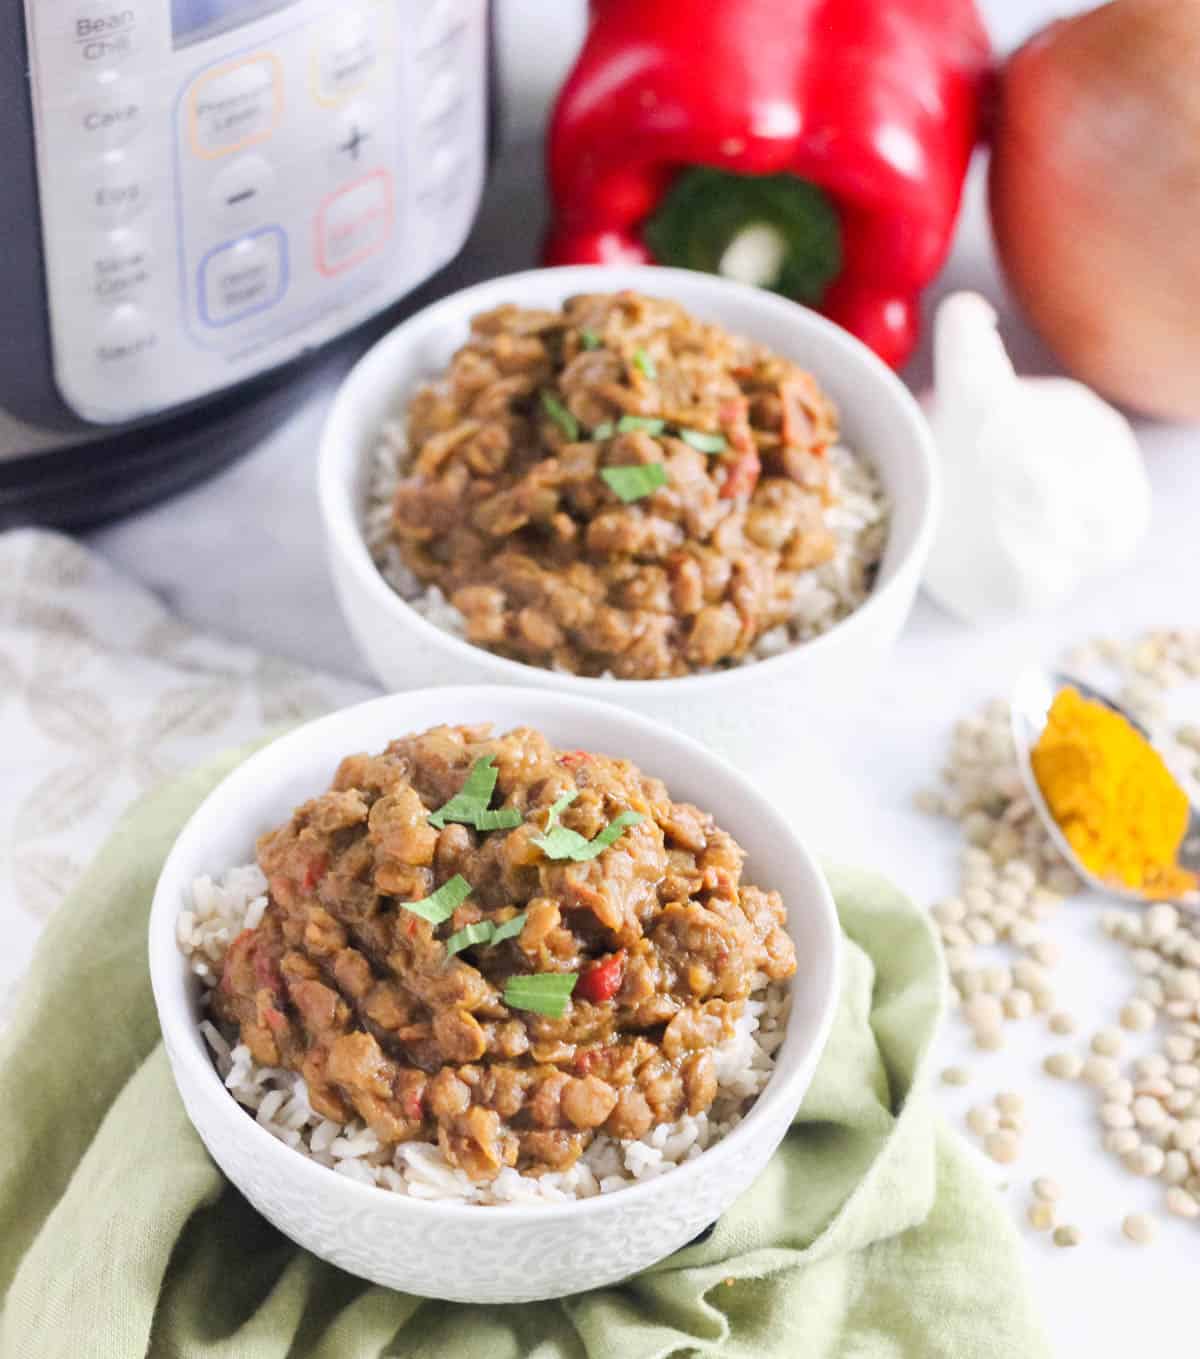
left=317, top=266, right=938, bottom=775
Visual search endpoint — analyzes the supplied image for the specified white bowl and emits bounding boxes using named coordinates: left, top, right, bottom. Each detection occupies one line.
left=149, top=686, right=840, bottom=1303
left=317, top=265, right=938, bottom=775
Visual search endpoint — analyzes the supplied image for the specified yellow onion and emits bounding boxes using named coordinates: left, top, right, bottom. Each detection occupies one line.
left=990, top=0, right=1200, bottom=422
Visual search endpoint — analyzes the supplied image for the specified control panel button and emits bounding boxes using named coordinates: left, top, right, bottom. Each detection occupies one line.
left=208, top=155, right=276, bottom=229
left=421, top=67, right=462, bottom=128
left=199, top=228, right=288, bottom=326
left=313, top=15, right=379, bottom=106
left=316, top=171, right=394, bottom=276
left=86, top=149, right=148, bottom=225
left=71, top=72, right=145, bottom=149
left=90, top=225, right=152, bottom=303
left=69, top=3, right=139, bottom=70
left=420, top=0, right=466, bottom=52
left=94, top=302, right=157, bottom=372
left=429, top=143, right=466, bottom=186
left=328, top=104, right=375, bottom=178
left=188, top=54, right=282, bottom=159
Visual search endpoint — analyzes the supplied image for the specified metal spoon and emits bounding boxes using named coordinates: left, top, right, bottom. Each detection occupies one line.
left=1010, top=665, right=1200, bottom=906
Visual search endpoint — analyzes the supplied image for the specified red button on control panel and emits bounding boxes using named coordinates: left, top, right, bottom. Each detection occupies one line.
left=315, top=169, right=394, bottom=277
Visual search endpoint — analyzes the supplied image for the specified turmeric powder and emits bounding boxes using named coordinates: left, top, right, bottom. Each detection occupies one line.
left=1031, top=687, right=1197, bottom=900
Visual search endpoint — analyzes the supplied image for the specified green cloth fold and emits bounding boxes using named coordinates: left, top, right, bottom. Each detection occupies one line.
left=0, top=749, right=1049, bottom=1359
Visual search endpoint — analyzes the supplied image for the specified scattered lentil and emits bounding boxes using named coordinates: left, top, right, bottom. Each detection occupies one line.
left=1052, top=1224, right=1081, bottom=1248
left=967, top=1105, right=1000, bottom=1137
left=1003, top=989, right=1034, bottom=1020
left=1082, top=1055, right=1120, bottom=1088
left=1163, top=1149, right=1190, bottom=1184
left=1136, top=1054, right=1170, bottom=1080
left=1126, top=1145, right=1166, bottom=1177
left=1048, top=1012, right=1077, bottom=1036
left=1032, top=1177, right=1061, bottom=1202
left=1091, top=1027, right=1123, bottom=1057
left=1122, top=1213, right=1155, bottom=1244
left=940, top=1066, right=970, bottom=1087
left=1173, top=1119, right=1200, bottom=1150
left=1134, top=1096, right=1168, bottom=1128
left=965, top=995, right=1004, bottom=1030
left=1103, top=1079, right=1134, bottom=1105
left=1166, top=1187, right=1200, bottom=1219
left=985, top=1130, right=1021, bottom=1165
left=1120, top=999, right=1156, bottom=1032
left=1027, top=1201, right=1055, bottom=1232
left=1105, top=1129, right=1141, bottom=1156
left=1101, top=1103, right=1135, bottom=1130
left=1044, top=1052, right=1082, bottom=1080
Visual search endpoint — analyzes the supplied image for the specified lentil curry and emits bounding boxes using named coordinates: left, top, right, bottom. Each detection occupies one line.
left=215, top=723, right=796, bottom=1181
left=389, top=291, right=842, bottom=679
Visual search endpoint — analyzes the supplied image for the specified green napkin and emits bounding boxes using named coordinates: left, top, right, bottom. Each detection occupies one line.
left=0, top=748, right=1049, bottom=1359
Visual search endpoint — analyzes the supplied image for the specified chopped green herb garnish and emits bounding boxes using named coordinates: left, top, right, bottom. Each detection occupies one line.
left=616, top=415, right=667, bottom=436
left=580, top=329, right=602, bottom=350
left=445, top=920, right=495, bottom=957
left=475, top=806, right=523, bottom=831
left=633, top=348, right=657, bottom=380
left=532, top=798, right=645, bottom=862
left=601, top=464, right=669, bottom=503
left=590, top=421, right=615, bottom=440
left=678, top=428, right=728, bottom=454
left=400, top=874, right=472, bottom=925
left=503, top=972, right=579, bottom=1018
left=489, top=911, right=528, bottom=945
left=428, top=756, right=522, bottom=832
left=535, top=789, right=578, bottom=833
left=443, top=910, right=528, bottom=957
left=541, top=390, right=579, bottom=442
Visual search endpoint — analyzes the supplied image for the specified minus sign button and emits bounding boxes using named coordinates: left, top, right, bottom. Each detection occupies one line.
left=209, top=156, right=274, bottom=224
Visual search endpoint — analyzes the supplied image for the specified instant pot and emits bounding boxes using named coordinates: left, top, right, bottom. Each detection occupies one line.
left=0, top=0, right=492, bottom=526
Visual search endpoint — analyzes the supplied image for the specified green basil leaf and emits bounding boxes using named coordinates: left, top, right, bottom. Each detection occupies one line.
left=400, top=874, right=472, bottom=925
left=474, top=806, right=524, bottom=831
left=503, top=972, right=579, bottom=1018
left=580, top=329, right=602, bottom=350
left=590, top=421, right=615, bottom=441
left=600, top=464, right=669, bottom=503
left=489, top=911, right=528, bottom=945
left=532, top=803, right=645, bottom=862
left=541, top=390, right=579, bottom=441
left=428, top=756, right=522, bottom=833
left=541, top=790, right=579, bottom=827
left=428, top=755, right=500, bottom=829
left=444, top=910, right=528, bottom=957
left=678, top=428, right=727, bottom=454
left=445, top=920, right=494, bottom=957
left=616, top=415, right=667, bottom=435
left=633, top=348, right=657, bottom=380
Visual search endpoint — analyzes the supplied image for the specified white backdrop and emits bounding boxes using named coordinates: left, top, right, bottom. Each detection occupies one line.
left=82, top=3, right=1200, bottom=1355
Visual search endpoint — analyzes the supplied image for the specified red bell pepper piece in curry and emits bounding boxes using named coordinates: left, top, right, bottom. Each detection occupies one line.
left=544, top=0, right=992, bottom=369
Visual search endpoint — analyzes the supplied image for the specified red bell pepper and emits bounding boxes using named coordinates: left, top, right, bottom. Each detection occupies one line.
left=544, top=0, right=991, bottom=369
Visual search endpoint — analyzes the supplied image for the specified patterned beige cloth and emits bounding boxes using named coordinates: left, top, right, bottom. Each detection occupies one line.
left=0, top=529, right=370, bottom=1020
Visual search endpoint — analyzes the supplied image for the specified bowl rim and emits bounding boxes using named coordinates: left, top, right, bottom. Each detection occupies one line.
left=149, top=683, right=842, bottom=1223
left=317, top=263, right=939, bottom=695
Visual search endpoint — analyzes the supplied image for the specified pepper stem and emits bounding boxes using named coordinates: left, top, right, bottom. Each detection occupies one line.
left=717, top=223, right=790, bottom=290
left=643, top=167, right=843, bottom=305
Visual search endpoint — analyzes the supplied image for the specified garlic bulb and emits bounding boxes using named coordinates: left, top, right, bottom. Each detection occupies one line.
left=922, top=292, right=1151, bottom=622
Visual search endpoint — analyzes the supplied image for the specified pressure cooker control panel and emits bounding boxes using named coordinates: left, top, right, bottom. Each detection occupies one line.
left=23, top=0, right=487, bottom=424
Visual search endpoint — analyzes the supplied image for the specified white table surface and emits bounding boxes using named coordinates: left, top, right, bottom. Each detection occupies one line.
left=86, top=2, right=1200, bottom=1352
